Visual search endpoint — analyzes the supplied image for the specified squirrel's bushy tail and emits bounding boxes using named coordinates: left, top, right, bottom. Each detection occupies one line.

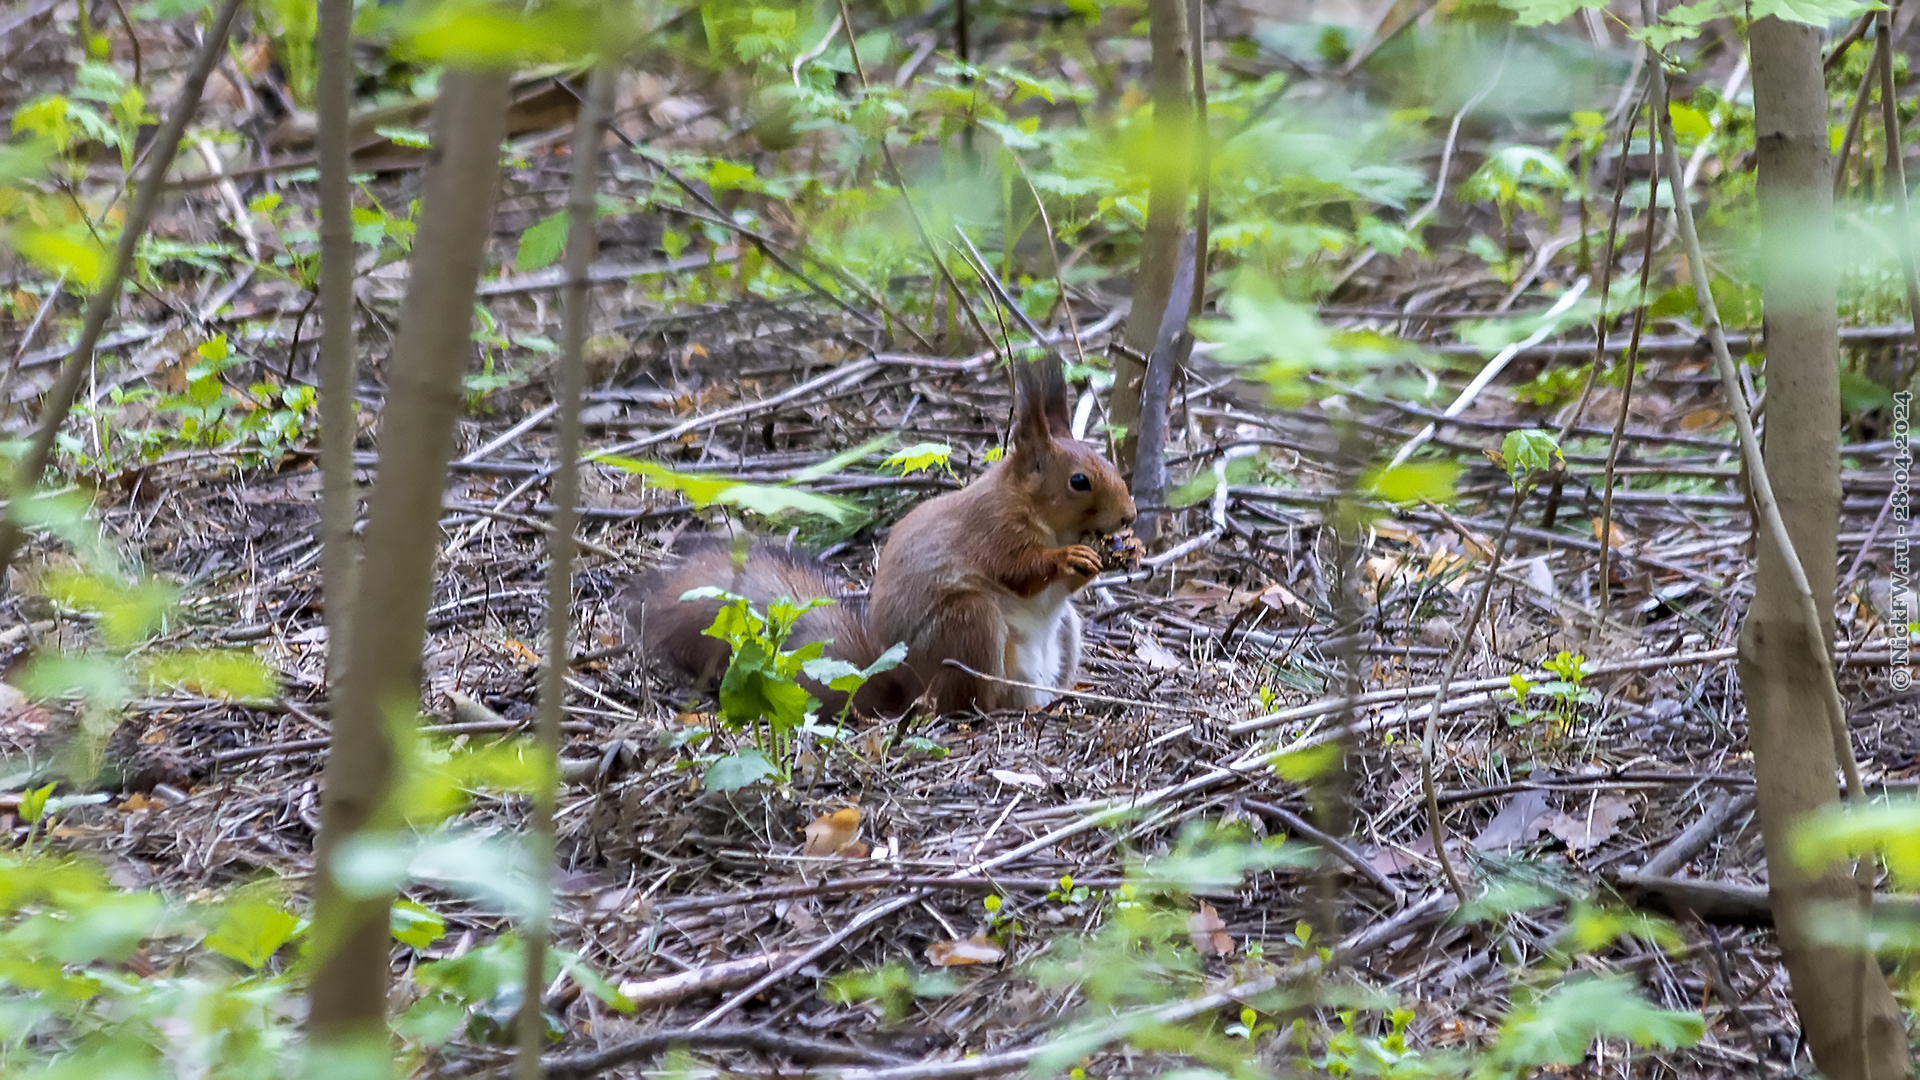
left=626, top=537, right=882, bottom=689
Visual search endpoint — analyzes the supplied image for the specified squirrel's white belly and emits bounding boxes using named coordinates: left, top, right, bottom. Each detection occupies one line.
left=998, top=581, right=1079, bottom=708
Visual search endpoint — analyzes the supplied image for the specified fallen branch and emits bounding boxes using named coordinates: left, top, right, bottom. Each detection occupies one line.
left=534, top=1025, right=902, bottom=1079
left=1609, top=871, right=1920, bottom=928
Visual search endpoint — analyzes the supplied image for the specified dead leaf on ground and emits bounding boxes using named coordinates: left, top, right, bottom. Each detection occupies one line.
left=499, top=638, right=541, bottom=664
left=1188, top=903, right=1234, bottom=956
left=1136, top=636, right=1183, bottom=671
left=1591, top=518, right=1637, bottom=550
left=1679, top=407, right=1727, bottom=431
left=1472, top=789, right=1553, bottom=852
left=926, top=933, right=1005, bottom=967
left=1426, top=549, right=1475, bottom=585
left=1251, top=582, right=1308, bottom=616
left=775, top=898, right=817, bottom=931
left=1373, top=520, right=1421, bottom=545
left=1543, top=795, right=1636, bottom=854
left=1366, top=833, right=1435, bottom=878
left=801, top=807, right=863, bottom=857
left=989, top=768, right=1048, bottom=790
left=1363, top=554, right=1401, bottom=588
left=1172, top=579, right=1238, bottom=615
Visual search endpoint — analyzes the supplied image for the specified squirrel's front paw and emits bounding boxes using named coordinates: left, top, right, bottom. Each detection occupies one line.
left=1054, top=544, right=1104, bottom=578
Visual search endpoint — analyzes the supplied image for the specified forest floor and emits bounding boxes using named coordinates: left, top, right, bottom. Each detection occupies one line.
left=3, top=2, right=1918, bottom=1078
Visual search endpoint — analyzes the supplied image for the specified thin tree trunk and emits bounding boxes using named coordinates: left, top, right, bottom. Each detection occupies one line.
left=316, top=0, right=357, bottom=675
left=1744, top=18, right=1911, bottom=1079
left=516, top=64, right=611, bottom=1080
left=1109, top=0, right=1190, bottom=472
left=1128, top=232, right=1195, bottom=544
left=307, top=68, right=513, bottom=1045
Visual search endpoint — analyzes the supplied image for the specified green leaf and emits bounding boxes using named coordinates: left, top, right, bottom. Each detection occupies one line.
left=1357, top=215, right=1421, bottom=258
left=724, top=483, right=857, bottom=520
left=18, top=781, right=55, bottom=825
left=17, top=654, right=131, bottom=709
left=11, top=225, right=107, bottom=287
left=398, top=2, right=596, bottom=64
left=1794, top=798, right=1920, bottom=885
left=515, top=211, right=569, bottom=273
left=203, top=899, right=304, bottom=970
left=1556, top=904, right=1686, bottom=958
left=391, top=899, right=447, bottom=949
left=705, top=749, right=780, bottom=791
left=1500, top=429, right=1562, bottom=477
left=1752, top=0, right=1878, bottom=25
left=1360, top=461, right=1459, bottom=505
left=1841, top=370, right=1897, bottom=413
left=787, top=434, right=894, bottom=484
left=881, top=442, right=954, bottom=476
left=1194, top=276, right=1404, bottom=406
left=1493, top=976, right=1703, bottom=1068
left=719, top=640, right=817, bottom=730
left=1271, top=741, right=1341, bottom=781
left=142, top=650, right=278, bottom=700
left=1667, top=103, right=1714, bottom=143
left=1456, top=878, right=1559, bottom=923
left=801, top=642, right=906, bottom=694
left=334, top=831, right=548, bottom=923
left=593, top=457, right=856, bottom=521
left=1497, top=0, right=1603, bottom=23
left=556, top=947, right=637, bottom=1013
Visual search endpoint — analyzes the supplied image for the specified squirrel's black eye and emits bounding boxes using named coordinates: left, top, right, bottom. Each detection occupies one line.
left=1070, top=473, right=1091, bottom=492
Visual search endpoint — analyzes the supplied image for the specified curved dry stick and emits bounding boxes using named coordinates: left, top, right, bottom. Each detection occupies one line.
left=1418, top=479, right=1529, bottom=900
left=1594, top=102, right=1664, bottom=632
left=1013, top=163, right=1089, bottom=370
left=1556, top=82, right=1647, bottom=443
left=1833, top=30, right=1883, bottom=199
left=1642, top=25, right=1866, bottom=808
left=0, top=0, right=246, bottom=584
left=1876, top=7, right=1920, bottom=323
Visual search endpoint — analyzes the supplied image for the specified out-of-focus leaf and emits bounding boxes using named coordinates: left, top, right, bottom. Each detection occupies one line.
left=203, top=899, right=304, bottom=970
left=143, top=650, right=277, bottom=700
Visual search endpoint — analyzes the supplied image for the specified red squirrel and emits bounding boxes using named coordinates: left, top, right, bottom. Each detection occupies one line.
left=628, top=354, right=1138, bottom=716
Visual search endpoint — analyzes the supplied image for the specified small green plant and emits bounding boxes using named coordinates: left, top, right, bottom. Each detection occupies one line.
left=134, top=335, right=321, bottom=463
left=823, top=961, right=961, bottom=1024
left=983, top=893, right=1018, bottom=939
left=1460, top=146, right=1573, bottom=280
left=402, top=933, right=632, bottom=1047
left=247, top=192, right=322, bottom=291
left=1224, top=1005, right=1277, bottom=1041
left=1045, top=873, right=1092, bottom=905
left=1500, top=651, right=1599, bottom=735
left=683, top=587, right=904, bottom=792
left=1499, top=428, right=1564, bottom=477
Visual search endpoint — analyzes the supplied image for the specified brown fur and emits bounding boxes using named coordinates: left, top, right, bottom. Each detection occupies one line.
left=625, top=538, right=887, bottom=711
left=869, top=356, right=1135, bottom=713
left=628, top=355, right=1135, bottom=717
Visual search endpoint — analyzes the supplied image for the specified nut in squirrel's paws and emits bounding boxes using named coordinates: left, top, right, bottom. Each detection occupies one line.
left=1099, top=529, right=1146, bottom=572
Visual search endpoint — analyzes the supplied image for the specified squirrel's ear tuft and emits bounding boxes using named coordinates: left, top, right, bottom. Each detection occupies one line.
left=1011, top=355, right=1073, bottom=442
